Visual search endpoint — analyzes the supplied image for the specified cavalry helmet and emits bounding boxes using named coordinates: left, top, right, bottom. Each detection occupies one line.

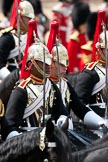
left=27, top=41, right=52, bottom=65
left=51, top=41, right=68, bottom=67
left=18, top=1, right=35, bottom=19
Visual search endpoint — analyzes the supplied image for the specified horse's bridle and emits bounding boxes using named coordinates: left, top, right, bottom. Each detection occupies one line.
left=39, top=127, right=57, bottom=162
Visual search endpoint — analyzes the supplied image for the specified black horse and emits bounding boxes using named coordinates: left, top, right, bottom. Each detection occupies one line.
left=71, top=131, right=108, bottom=162
left=0, top=119, right=72, bottom=162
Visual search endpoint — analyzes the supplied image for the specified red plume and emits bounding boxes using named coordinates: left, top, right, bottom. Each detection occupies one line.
left=47, top=20, right=59, bottom=53
left=10, top=0, right=20, bottom=28
left=92, top=10, right=105, bottom=61
left=20, top=20, right=38, bottom=79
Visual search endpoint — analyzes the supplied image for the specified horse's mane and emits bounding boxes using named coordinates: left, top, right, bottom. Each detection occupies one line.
left=0, top=120, right=72, bottom=162
left=0, top=128, right=41, bottom=162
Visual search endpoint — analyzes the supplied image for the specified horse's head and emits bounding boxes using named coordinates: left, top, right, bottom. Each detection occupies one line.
left=0, top=119, right=72, bottom=162
left=38, top=119, right=72, bottom=162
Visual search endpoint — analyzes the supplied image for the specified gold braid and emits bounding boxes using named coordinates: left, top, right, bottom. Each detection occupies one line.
left=0, top=99, right=4, bottom=117
left=31, top=58, right=49, bottom=77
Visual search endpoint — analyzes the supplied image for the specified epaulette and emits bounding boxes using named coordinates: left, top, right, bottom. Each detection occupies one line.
left=0, top=26, right=14, bottom=35
left=70, top=31, right=79, bottom=42
left=18, top=78, right=31, bottom=89
left=81, top=41, right=93, bottom=52
left=85, top=61, right=98, bottom=70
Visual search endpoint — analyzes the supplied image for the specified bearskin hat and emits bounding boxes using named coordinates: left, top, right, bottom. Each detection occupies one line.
left=87, top=12, right=98, bottom=41
left=2, top=0, right=13, bottom=17
left=71, top=2, right=91, bottom=29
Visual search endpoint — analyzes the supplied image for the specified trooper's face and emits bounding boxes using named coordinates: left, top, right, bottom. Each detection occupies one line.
left=20, top=15, right=31, bottom=33
left=31, top=60, right=50, bottom=78
left=37, top=61, right=51, bottom=75
left=51, top=61, right=67, bottom=78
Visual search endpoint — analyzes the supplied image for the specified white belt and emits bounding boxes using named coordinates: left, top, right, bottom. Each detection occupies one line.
left=89, top=103, right=106, bottom=109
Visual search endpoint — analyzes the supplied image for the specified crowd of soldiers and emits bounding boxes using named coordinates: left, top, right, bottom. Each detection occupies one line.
left=0, top=0, right=108, bottom=153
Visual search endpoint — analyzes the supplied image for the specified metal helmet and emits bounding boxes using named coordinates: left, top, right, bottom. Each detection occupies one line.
left=18, top=1, right=35, bottom=19
left=51, top=42, right=68, bottom=67
left=96, top=30, right=108, bottom=49
left=27, top=41, right=52, bottom=65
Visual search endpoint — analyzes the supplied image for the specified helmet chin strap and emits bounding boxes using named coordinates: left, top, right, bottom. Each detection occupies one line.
left=31, top=59, right=49, bottom=77
left=20, top=16, right=28, bottom=33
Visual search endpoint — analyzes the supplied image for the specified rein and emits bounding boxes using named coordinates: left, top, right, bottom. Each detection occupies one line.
left=39, top=127, right=57, bottom=162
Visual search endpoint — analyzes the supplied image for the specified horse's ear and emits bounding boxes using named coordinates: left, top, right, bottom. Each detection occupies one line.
left=46, top=119, right=54, bottom=138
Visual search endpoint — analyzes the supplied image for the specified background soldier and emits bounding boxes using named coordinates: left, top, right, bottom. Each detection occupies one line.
left=67, top=1, right=91, bottom=73
left=0, top=0, right=35, bottom=80
left=0, top=0, right=13, bottom=30
left=51, top=0, right=73, bottom=48
left=74, top=10, right=108, bottom=118
left=80, top=11, right=98, bottom=71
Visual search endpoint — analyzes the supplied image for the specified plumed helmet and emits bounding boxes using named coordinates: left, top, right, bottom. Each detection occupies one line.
left=27, top=41, right=52, bottom=65
left=51, top=41, right=68, bottom=67
left=96, top=30, right=108, bottom=49
left=18, top=1, right=35, bottom=19
left=71, top=2, right=90, bottom=29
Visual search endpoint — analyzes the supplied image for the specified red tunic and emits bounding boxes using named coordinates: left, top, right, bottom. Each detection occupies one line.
left=80, top=41, right=93, bottom=71
left=67, top=30, right=87, bottom=73
left=51, top=2, right=73, bottom=48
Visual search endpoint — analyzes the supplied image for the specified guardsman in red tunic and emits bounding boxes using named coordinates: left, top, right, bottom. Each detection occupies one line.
left=80, top=12, right=98, bottom=71
left=67, top=2, right=90, bottom=73
left=0, top=0, right=35, bottom=80
left=51, top=0, right=73, bottom=48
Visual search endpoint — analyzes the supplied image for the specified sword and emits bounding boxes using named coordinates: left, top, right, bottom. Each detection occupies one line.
left=103, top=23, right=108, bottom=119
left=55, top=38, right=61, bottom=93
left=43, top=45, right=46, bottom=127
left=16, top=0, right=21, bottom=66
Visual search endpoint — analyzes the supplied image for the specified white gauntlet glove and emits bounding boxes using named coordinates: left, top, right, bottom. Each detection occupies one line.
left=84, top=111, right=106, bottom=130
left=56, top=115, right=73, bottom=130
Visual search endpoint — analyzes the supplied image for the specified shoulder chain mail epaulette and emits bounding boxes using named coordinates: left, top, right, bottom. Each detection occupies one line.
left=0, top=26, right=14, bottom=35
left=18, top=78, right=31, bottom=89
left=86, top=61, right=98, bottom=70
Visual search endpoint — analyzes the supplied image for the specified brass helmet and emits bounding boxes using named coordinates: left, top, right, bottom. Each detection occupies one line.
left=27, top=41, right=52, bottom=65
left=51, top=41, right=68, bottom=67
left=18, top=1, right=35, bottom=19
left=96, top=30, right=108, bottom=49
